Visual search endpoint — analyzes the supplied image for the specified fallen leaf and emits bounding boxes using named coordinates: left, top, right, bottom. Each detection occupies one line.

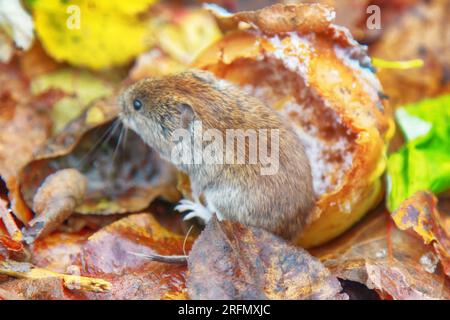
left=129, top=4, right=222, bottom=80
left=0, top=198, right=22, bottom=241
left=152, top=6, right=222, bottom=65
left=314, top=209, right=450, bottom=300
left=205, top=2, right=335, bottom=35
left=392, top=191, right=450, bottom=276
left=29, top=229, right=93, bottom=273
left=0, top=234, right=26, bottom=262
left=1, top=212, right=193, bottom=299
left=74, top=213, right=194, bottom=299
left=30, top=0, right=158, bottom=69
left=187, top=216, right=347, bottom=300
left=19, top=42, right=60, bottom=79
left=287, top=0, right=420, bottom=43
left=23, top=169, right=87, bottom=243
left=0, top=59, right=52, bottom=222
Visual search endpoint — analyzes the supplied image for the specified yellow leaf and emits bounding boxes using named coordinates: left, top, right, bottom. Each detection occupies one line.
left=31, top=0, right=157, bottom=69
left=155, top=9, right=222, bottom=64
left=85, top=105, right=105, bottom=125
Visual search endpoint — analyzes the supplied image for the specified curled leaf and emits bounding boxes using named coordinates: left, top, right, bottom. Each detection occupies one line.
left=0, top=198, right=22, bottom=241
left=23, top=169, right=87, bottom=243
left=187, top=216, right=347, bottom=300
left=153, top=7, right=222, bottom=65
left=205, top=3, right=335, bottom=35
left=0, top=234, right=26, bottom=262
left=392, top=191, right=450, bottom=276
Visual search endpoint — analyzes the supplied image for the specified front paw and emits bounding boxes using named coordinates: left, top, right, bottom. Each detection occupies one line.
left=174, top=199, right=213, bottom=224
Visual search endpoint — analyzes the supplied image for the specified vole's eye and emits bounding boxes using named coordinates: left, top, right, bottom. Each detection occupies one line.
left=133, top=99, right=142, bottom=111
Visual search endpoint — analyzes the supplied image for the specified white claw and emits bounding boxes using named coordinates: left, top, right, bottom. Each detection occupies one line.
left=174, top=204, right=191, bottom=212
left=182, top=212, right=197, bottom=221
left=175, top=199, right=213, bottom=224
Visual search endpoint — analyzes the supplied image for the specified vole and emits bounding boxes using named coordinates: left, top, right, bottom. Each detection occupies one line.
left=118, top=70, right=315, bottom=240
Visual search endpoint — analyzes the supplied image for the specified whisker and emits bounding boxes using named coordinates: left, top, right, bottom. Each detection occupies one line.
left=112, top=123, right=125, bottom=164
left=183, top=224, right=194, bottom=257
left=122, top=126, right=129, bottom=152
left=75, top=118, right=121, bottom=170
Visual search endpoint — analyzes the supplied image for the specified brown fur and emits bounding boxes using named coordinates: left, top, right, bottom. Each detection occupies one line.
left=119, top=70, right=315, bottom=239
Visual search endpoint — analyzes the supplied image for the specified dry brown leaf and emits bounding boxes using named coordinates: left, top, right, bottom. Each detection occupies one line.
left=314, top=210, right=450, bottom=300
left=206, top=2, right=335, bottom=35
left=287, top=0, right=421, bottom=42
left=1, top=212, right=194, bottom=299
left=23, top=169, right=87, bottom=243
left=29, top=229, right=93, bottom=273
left=19, top=42, right=60, bottom=79
left=392, top=191, right=450, bottom=277
left=0, top=59, right=52, bottom=222
left=72, top=213, right=193, bottom=299
left=0, top=234, right=26, bottom=262
left=203, top=0, right=421, bottom=41
left=0, top=198, right=22, bottom=241
left=187, top=216, right=347, bottom=300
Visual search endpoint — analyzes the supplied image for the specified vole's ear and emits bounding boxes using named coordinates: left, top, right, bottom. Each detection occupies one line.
left=176, top=103, right=195, bottom=129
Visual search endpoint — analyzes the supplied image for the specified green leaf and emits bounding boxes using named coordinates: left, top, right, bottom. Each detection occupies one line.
left=387, top=94, right=450, bottom=211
